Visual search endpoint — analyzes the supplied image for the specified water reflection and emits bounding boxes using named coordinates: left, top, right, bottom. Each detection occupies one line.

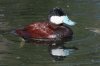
left=24, top=38, right=78, bottom=61
left=48, top=42, right=78, bottom=61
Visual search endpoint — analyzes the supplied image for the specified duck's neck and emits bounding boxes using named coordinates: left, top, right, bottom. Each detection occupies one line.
left=58, top=23, right=64, bottom=26
left=58, top=23, right=70, bottom=28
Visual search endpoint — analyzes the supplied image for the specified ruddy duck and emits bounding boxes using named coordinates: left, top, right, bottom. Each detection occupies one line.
left=14, top=7, right=76, bottom=47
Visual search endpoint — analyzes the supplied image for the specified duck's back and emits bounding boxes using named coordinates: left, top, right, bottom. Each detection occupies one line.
left=24, top=22, right=56, bottom=38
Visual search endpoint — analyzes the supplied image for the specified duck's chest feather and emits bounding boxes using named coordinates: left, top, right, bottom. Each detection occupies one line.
left=16, top=22, right=72, bottom=39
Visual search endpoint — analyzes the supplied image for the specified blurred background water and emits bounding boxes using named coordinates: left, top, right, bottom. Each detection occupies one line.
left=0, top=0, right=100, bottom=66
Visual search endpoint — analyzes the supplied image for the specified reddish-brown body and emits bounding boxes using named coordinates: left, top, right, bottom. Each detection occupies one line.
left=16, top=22, right=73, bottom=41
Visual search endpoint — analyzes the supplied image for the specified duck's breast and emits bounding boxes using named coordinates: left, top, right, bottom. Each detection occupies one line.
left=54, top=26, right=73, bottom=39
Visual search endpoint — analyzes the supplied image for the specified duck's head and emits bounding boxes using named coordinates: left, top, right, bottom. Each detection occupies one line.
left=48, top=7, right=76, bottom=26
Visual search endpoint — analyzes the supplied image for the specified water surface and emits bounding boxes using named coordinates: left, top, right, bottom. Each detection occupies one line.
left=0, top=0, right=100, bottom=66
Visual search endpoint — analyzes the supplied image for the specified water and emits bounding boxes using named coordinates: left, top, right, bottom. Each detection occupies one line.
left=0, top=0, right=100, bottom=66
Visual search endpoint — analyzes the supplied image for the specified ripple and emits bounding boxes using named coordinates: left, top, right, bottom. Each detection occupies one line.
left=95, top=14, right=100, bottom=20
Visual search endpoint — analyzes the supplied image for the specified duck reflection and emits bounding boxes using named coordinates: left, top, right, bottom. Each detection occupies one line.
left=22, top=38, right=77, bottom=61
left=48, top=41, right=78, bottom=61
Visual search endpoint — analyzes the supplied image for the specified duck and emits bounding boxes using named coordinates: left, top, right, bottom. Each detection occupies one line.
left=14, top=7, right=76, bottom=47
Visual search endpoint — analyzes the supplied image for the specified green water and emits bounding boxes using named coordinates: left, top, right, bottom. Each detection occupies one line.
left=0, top=0, right=100, bottom=66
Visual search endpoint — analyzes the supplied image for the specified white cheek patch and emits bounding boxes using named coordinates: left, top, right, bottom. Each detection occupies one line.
left=50, top=16, right=76, bottom=26
left=50, top=16, right=63, bottom=24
